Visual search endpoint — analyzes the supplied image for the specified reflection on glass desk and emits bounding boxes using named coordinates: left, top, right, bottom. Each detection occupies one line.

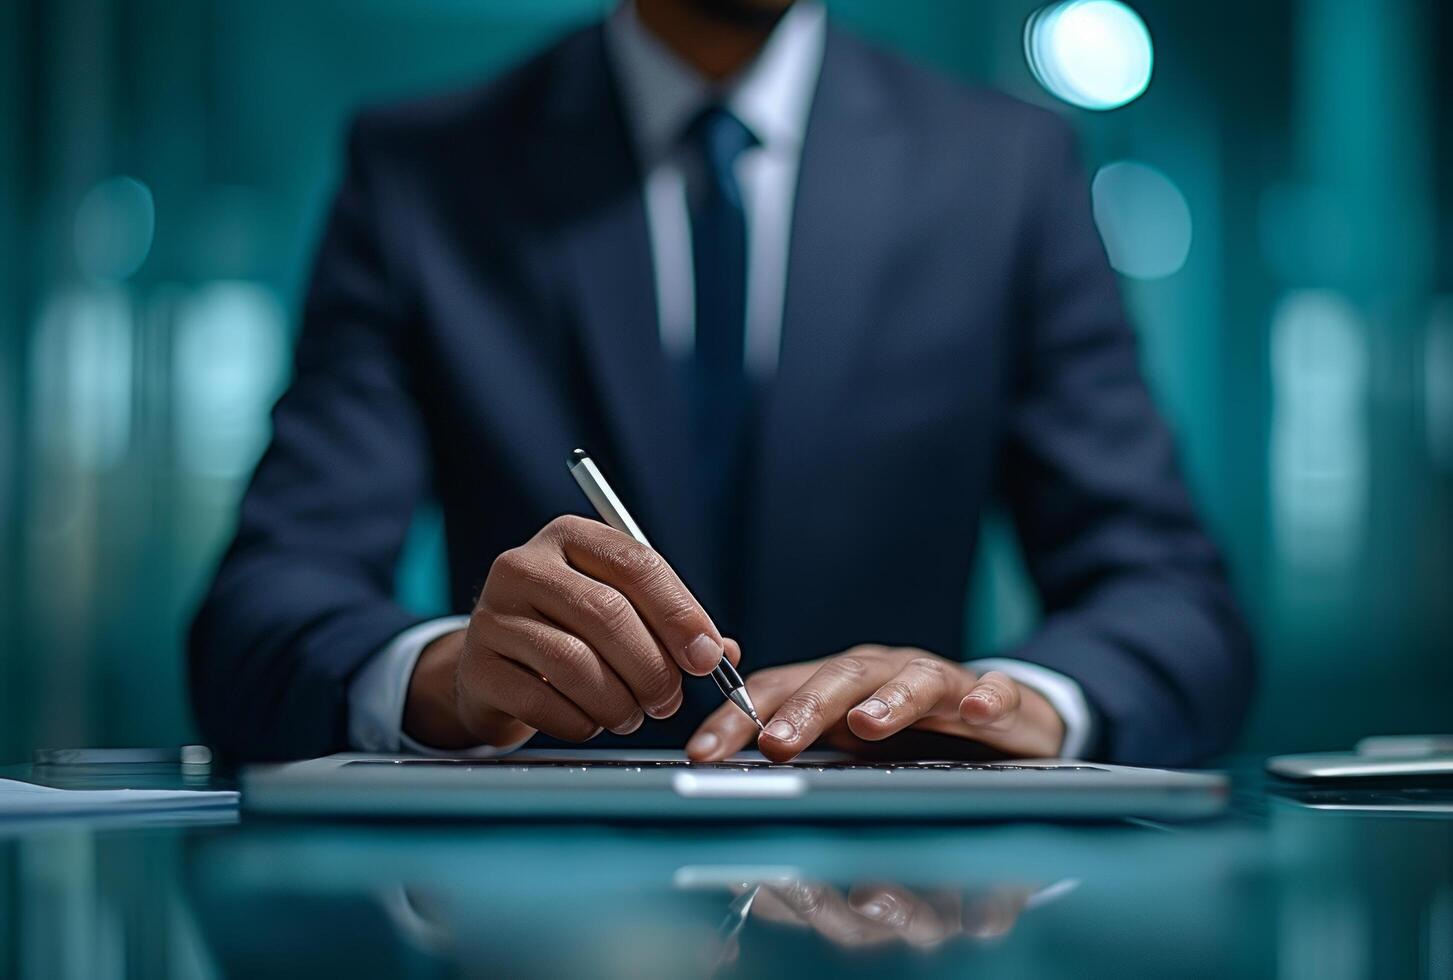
left=1, top=761, right=1450, bottom=978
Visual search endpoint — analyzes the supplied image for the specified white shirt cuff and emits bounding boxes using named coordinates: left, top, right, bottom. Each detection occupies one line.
left=347, top=615, right=533, bottom=757
left=965, top=657, right=1094, bottom=760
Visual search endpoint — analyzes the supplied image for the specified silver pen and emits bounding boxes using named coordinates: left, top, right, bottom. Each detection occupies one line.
left=567, top=448, right=764, bottom=731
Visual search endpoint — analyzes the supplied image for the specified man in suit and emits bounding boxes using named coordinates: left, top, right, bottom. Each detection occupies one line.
left=189, top=0, right=1254, bottom=765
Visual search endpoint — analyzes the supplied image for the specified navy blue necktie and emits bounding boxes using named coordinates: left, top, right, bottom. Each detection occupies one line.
left=684, top=106, right=758, bottom=534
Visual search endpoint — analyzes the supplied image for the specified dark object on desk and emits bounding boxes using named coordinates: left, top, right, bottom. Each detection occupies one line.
left=241, top=751, right=1228, bottom=821
left=28, top=746, right=217, bottom=791
left=1267, top=735, right=1453, bottom=784
left=1267, top=755, right=1453, bottom=783
left=1354, top=735, right=1453, bottom=757
left=34, top=746, right=213, bottom=767
left=1270, top=783, right=1453, bottom=816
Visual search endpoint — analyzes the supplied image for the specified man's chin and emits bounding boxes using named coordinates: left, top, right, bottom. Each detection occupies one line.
left=679, top=0, right=794, bottom=30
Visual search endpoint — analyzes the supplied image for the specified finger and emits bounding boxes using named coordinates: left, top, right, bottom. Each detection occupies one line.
left=523, top=563, right=683, bottom=718
left=845, top=657, right=967, bottom=741
left=957, top=671, right=1022, bottom=731
left=483, top=614, right=644, bottom=735
left=758, top=656, right=900, bottom=762
left=766, top=882, right=896, bottom=948
left=723, top=637, right=742, bottom=667
left=685, top=670, right=800, bottom=762
left=461, top=654, right=600, bottom=742
left=847, top=883, right=954, bottom=948
left=549, top=515, right=724, bottom=675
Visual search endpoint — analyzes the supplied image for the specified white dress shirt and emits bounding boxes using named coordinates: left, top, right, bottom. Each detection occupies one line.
left=349, top=0, right=1094, bottom=759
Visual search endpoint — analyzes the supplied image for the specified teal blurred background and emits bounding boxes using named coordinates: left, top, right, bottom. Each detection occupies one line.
left=1, top=0, right=1449, bottom=763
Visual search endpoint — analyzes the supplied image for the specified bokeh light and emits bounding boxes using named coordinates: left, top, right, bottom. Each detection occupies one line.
left=173, top=282, right=289, bottom=479
left=1025, top=1, right=1154, bottom=111
left=73, top=176, right=155, bottom=282
left=1091, top=160, right=1192, bottom=280
left=29, top=288, right=134, bottom=475
left=1269, top=290, right=1368, bottom=572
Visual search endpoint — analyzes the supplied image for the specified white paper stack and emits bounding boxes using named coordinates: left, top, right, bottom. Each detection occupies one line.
left=0, top=777, right=238, bottom=818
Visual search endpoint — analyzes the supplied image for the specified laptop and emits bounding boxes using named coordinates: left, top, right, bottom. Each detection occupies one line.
left=242, top=750, right=1228, bottom=821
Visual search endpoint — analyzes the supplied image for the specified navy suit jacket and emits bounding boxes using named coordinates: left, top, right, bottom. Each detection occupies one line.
left=189, top=20, right=1253, bottom=765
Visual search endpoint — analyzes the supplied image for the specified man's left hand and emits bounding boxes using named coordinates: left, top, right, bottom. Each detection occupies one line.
left=684, top=646, right=1066, bottom=763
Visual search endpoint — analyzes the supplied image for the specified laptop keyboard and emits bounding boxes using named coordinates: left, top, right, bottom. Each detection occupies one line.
left=345, top=759, right=1106, bottom=773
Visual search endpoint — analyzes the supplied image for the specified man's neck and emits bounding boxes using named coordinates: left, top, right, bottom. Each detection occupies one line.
left=633, top=0, right=784, bottom=81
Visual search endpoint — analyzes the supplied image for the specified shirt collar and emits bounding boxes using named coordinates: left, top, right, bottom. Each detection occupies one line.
left=605, top=0, right=827, bottom=165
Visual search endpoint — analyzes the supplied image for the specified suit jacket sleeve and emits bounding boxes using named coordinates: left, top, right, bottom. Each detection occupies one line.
left=188, top=116, right=432, bottom=760
left=998, top=116, right=1254, bottom=766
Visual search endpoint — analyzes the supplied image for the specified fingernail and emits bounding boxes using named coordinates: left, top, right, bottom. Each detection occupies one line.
left=764, top=719, right=796, bottom=742
left=962, top=692, right=994, bottom=722
left=856, top=900, right=888, bottom=919
left=686, top=732, right=720, bottom=757
left=854, top=698, right=890, bottom=719
left=614, top=710, right=644, bottom=735
left=685, top=634, right=723, bottom=673
left=647, top=688, right=683, bottom=719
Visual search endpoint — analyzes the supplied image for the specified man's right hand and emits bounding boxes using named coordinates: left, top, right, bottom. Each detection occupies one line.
left=402, top=514, right=731, bottom=750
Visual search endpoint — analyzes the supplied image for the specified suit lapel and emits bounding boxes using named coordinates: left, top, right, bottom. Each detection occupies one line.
left=535, top=28, right=712, bottom=600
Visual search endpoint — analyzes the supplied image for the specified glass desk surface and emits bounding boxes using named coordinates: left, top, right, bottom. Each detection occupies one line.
left=2, top=757, right=1450, bottom=979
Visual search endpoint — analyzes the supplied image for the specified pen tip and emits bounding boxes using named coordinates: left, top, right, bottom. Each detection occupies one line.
left=568, top=448, right=588, bottom=466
